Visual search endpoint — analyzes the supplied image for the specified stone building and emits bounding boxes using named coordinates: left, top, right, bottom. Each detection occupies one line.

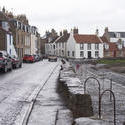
left=0, top=10, right=17, bottom=56
left=102, top=27, right=125, bottom=58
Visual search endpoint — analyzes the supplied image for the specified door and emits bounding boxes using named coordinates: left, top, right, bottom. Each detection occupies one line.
left=88, top=51, right=91, bottom=59
left=113, top=51, right=116, bottom=57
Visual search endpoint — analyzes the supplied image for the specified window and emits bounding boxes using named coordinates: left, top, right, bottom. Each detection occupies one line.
left=53, top=45, right=55, bottom=49
left=80, top=44, right=84, bottom=50
left=116, top=33, right=120, bottom=38
left=80, top=51, right=84, bottom=57
left=95, top=51, right=99, bottom=58
left=62, top=43, right=64, bottom=48
left=9, top=35, right=11, bottom=45
left=59, top=42, right=61, bottom=47
left=119, top=51, right=123, bottom=56
left=62, top=50, right=64, bottom=56
left=95, top=44, right=99, bottom=50
left=87, top=44, right=91, bottom=50
left=9, top=49, right=11, bottom=55
left=59, top=49, right=61, bottom=55
left=68, top=51, right=70, bottom=56
left=72, top=51, right=75, bottom=57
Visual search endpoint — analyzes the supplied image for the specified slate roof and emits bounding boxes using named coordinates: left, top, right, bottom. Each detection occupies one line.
left=55, top=34, right=70, bottom=43
left=109, top=32, right=125, bottom=38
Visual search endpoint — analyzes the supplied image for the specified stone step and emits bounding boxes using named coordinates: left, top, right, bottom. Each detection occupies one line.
left=56, top=109, right=73, bottom=125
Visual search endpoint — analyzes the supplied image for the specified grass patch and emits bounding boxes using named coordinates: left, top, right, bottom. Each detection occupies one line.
left=97, top=59, right=125, bottom=65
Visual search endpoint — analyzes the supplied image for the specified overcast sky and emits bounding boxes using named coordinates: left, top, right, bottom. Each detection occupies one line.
left=0, top=0, right=125, bottom=36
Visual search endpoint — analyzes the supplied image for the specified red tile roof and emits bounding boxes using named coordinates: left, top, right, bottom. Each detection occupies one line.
left=74, top=34, right=102, bottom=43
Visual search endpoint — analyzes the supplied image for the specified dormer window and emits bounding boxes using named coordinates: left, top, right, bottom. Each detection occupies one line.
left=2, top=21, right=9, bottom=31
left=104, top=43, right=109, bottom=50
left=118, top=44, right=122, bottom=50
left=116, top=33, right=120, bottom=38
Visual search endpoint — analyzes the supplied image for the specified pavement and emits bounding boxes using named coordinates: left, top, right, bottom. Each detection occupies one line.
left=27, top=63, right=73, bottom=125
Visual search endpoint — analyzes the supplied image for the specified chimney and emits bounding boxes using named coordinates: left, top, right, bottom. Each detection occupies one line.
left=105, top=27, right=109, bottom=34
left=60, top=31, right=62, bottom=36
left=2, top=6, right=5, bottom=13
left=63, top=29, right=68, bottom=36
left=95, top=29, right=99, bottom=36
left=73, top=27, right=78, bottom=34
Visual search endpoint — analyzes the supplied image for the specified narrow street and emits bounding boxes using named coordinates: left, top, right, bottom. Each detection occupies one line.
left=0, top=60, right=60, bottom=125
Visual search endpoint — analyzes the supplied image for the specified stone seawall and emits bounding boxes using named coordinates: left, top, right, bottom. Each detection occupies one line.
left=58, top=64, right=93, bottom=118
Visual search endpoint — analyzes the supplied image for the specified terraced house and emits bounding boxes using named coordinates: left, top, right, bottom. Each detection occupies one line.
left=0, top=10, right=17, bottom=57
left=102, top=27, right=125, bottom=58
left=0, top=7, right=41, bottom=58
left=67, top=31, right=103, bottom=59
left=45, top=28, right=104, bottom=59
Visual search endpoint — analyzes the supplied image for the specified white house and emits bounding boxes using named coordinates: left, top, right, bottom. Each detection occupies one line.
left=55, top=30, right=70, bottom=57
left=66, top=32, right=103, bottom=59
left=45, top=28, right=104, bottom=59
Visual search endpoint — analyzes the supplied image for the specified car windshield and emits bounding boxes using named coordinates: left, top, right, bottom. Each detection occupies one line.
left=25, top=55, right=31, bottom=57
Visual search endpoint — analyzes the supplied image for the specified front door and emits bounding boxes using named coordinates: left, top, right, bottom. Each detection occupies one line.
left=88, top=51, right=91, bottom=59
left=113, top=51, right=116, bottom=57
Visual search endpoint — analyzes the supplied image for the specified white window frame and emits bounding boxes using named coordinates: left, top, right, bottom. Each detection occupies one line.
left=87, top=44, right=91, bottom=50
left=80, top=51, right=84, bottom=57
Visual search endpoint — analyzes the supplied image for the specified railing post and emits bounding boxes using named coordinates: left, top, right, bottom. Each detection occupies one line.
left=110, top=78, right=112, bottom=101
left=84, top=77, right=101, bottom=116
left=99, top=89, right=116, bottom=125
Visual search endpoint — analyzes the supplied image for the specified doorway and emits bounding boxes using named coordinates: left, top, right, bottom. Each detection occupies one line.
left=88, top=51, right=92, bottom=59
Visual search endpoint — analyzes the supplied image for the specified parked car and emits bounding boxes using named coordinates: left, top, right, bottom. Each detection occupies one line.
left=48, top=56, right=57, bottom=62
left=23, top=55, right=35, bottom=63
left=0, top=51, right=12, bottom=72
left=43, top=54, right=48, bottom=59
left=10, top=56, right=22, bottom=69
left=33, top=54, right=43, bottom=62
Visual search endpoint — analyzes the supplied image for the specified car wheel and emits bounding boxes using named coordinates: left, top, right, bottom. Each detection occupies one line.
left=10, top=65, right=12, bottom=71
left=19, top=64, right=22, bottom=68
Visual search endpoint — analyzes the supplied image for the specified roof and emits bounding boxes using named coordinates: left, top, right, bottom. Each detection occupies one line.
left=101, top=36, right=118, bottom=51
left=56, top=34, right=70, bottom=43
left=49, top=36, right=59, bottom=43
left=108, top=32, right=125, bottom=38
left=74, top=34, right=102, bottom=43
left=100, top=36, right=109, bottom=43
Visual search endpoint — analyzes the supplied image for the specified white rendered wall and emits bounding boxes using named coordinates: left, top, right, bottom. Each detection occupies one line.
left=110, top=38, right=125, bottom=43
left=75, top=43, right=103, bottom=58
left=67, top=33, right=76, bottom=58
left=7, top=34, right=17, bottom=57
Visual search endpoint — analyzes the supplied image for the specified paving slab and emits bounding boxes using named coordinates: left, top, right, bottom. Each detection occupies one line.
left=28, top=65, right=73, bottom=125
